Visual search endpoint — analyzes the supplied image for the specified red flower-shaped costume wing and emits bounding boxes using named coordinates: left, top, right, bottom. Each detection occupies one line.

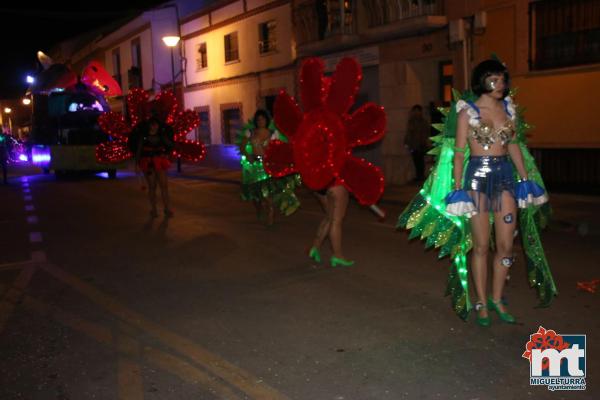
left=264, top=57, right=387, bottom=205
left=96, top=89, right=206, bottom=164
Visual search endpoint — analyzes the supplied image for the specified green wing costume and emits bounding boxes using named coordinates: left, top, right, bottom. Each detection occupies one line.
left=237, top=120, right=302, bottom=216
left=397, top=90, right=556, bottom=320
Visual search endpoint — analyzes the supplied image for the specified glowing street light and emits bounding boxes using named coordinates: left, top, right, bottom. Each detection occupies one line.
left=26, top=75, right=35, bottom=84
left=161, top=36, right=180, bottom=47
left=22, top=98, right=31, bottom=105
left=4, top=107, right=11, bottom=114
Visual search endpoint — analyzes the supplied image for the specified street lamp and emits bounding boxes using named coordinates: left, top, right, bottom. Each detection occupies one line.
left=162, top=35, right=182, bottom=172
left=22, top=98, right=31, bottom=105
left=4, top=107, right=11, bottom=114
left=26, top=75, right=35, bottom=84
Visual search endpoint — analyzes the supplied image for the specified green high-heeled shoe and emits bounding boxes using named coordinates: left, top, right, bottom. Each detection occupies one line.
left=330, top=256, right=354, bottom=267
left=308, top=247, right=321, bottom=263
left=488, top=297, right=516, bottom=324
left=474, top=302, right=490, bottom=327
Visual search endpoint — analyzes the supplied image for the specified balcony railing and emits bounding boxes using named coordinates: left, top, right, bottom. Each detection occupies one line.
left=294, top=0, right=356, bottom=46
left=362, top=0, right=444, bottom=28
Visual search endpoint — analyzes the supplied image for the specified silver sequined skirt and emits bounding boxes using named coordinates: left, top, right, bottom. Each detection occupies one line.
left=463, top=155, right=515, bottom=212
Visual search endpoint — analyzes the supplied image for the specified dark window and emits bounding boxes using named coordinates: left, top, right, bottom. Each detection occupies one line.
left=530, top=0, right=600, bottom=70
left=197, top=42, right=208, bottom=70
left=259, top=20, right=277, bottom=54
left=439, top=61, right=453, bottom=106
left=224, top=32, right=239, bottom=63
left=129, top=38, right=143, bottom=88
left=112, top=48, right=121, bottom=88
left=222, top=107, right=242, bottom=144
left=264, top=95, right=277, bottom=117
left=196, top=109, right=211, bottom=144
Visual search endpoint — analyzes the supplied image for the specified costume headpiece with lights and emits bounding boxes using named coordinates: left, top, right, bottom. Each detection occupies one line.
left=397, top=87, right=556, bottom=320
left=262, top=57, right=387, bottom=206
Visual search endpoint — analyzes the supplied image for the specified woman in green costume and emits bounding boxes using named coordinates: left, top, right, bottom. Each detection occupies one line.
left=239, top=109, right=300, bottom=225
left=398, top=59, right=556, bottom=326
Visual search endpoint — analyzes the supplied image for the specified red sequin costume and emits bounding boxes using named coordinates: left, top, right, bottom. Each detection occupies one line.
left=263, top=57, right=387, bottom=206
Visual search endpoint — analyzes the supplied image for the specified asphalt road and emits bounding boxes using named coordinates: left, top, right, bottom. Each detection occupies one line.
left=0, top=163, right=598, bottom=400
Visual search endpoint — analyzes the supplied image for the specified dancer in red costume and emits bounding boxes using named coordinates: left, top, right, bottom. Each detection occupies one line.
left=264, top=57, right=387, bottom=267
left=96, top=89, right=206, bottom=218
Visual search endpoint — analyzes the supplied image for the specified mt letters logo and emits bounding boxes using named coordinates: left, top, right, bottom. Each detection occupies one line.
left=523, top=326, right=586, bottom=391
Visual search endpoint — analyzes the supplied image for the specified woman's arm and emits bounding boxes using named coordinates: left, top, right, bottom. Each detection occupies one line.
left=453, top=110, right=469, bottom=190
left=508, top=142, right=528, bottom=180
left=239, top=136, right=249, bottom=157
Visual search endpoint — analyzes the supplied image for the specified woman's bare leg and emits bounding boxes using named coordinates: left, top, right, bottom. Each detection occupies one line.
left=327, top=186, right=349, bottom=259
left=313, top=192, right=331, bottom=249
left=491, top=191, right=517, bottom=313
left=144, top=170, right=158, bottom=215
left=156, top=170, right=171, bottom=214
left=470, top=205, right=491, bottom=318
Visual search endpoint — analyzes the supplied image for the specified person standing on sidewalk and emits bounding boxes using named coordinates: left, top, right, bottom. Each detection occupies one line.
left=404, top=104, right=430, bottom=181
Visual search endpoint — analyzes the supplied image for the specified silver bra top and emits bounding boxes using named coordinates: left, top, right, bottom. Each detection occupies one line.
left=456, top=98, right=516, bottom=150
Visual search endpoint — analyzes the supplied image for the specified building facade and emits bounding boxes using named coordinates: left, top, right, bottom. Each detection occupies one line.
left=181, top=0, right=296, bottom=147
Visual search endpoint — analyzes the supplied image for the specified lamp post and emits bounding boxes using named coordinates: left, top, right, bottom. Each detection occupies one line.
left=162, top=35, right=182, bottom=172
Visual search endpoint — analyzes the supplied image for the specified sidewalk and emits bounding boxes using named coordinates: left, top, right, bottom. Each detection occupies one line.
left=174, top=161, right=600, bottom=236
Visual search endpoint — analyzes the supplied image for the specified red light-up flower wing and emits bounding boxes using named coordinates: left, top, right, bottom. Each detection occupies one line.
left=96, top=89, right=206, bottom=164
left=264, top=57, right=387, bottom=205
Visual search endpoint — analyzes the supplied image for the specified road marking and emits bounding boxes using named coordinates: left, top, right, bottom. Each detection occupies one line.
left=144, top=346, right=243, bottom=400
left=24, top=195, right=33, bottom=201
left=0, top=263, right=36, bottom=335
left=23, top=295, right=245, bottom=399
left=27, top=215, right=39, bottom=224
left=23, top=295, right=113, bottom=346
left=117, top=331, right=144, bottom=400
left=0, top=260, right=32, bottom=271
left=23, top=188, right=31, bottom=193
left=29, top=232, right=43, bottom=243
left=39, top=261, right=290, bottom=400
left=25, top=205, right=35, bottom=212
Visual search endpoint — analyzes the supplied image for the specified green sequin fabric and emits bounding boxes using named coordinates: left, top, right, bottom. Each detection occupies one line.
left=238, top=121, right=301, bottom=216
left=397, top=90, right=556, bottom=320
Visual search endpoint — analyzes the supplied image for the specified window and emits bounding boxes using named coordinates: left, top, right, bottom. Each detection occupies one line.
left=196, top=42, right=208, bottom=70
left=259, top=20, right=277, bottom=54
left=195, top=107, right=211, bottom=144
left=129, top=38, right=143, bottom=88
left=221, top=105, right=242, bottom=144
left=530, top=0, right=600, bottom=70
left=111, top=48, right=121, bottom=88
left=264, top=95, right=277, bottom=117
left=439, top=61, right=453, bottom=106
left=224, top=32, right=239, bottom=63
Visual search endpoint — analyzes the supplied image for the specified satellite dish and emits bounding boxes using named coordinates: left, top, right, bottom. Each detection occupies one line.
left=37, top=51, right=54, bottom=70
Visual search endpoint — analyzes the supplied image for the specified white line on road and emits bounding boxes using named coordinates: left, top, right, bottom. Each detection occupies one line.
left=29, top=232, right=43, bottom=243
left=25, top=205, right=35, bottom=212
left=27, top=216, right=38, bottom=224
left=23, top=188, right=31, bottom=193
left=24, top=195, right=33, bottom=202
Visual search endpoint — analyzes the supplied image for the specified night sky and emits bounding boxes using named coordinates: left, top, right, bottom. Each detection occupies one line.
left=0, top=3, right=165, bottom=99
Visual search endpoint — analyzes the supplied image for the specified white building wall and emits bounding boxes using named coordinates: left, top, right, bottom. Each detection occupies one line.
left=103, top=27, right=153, bottom=92
left=182, top=1, right=295, bottom=145
left=183, top=3, right=293, bottom=84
